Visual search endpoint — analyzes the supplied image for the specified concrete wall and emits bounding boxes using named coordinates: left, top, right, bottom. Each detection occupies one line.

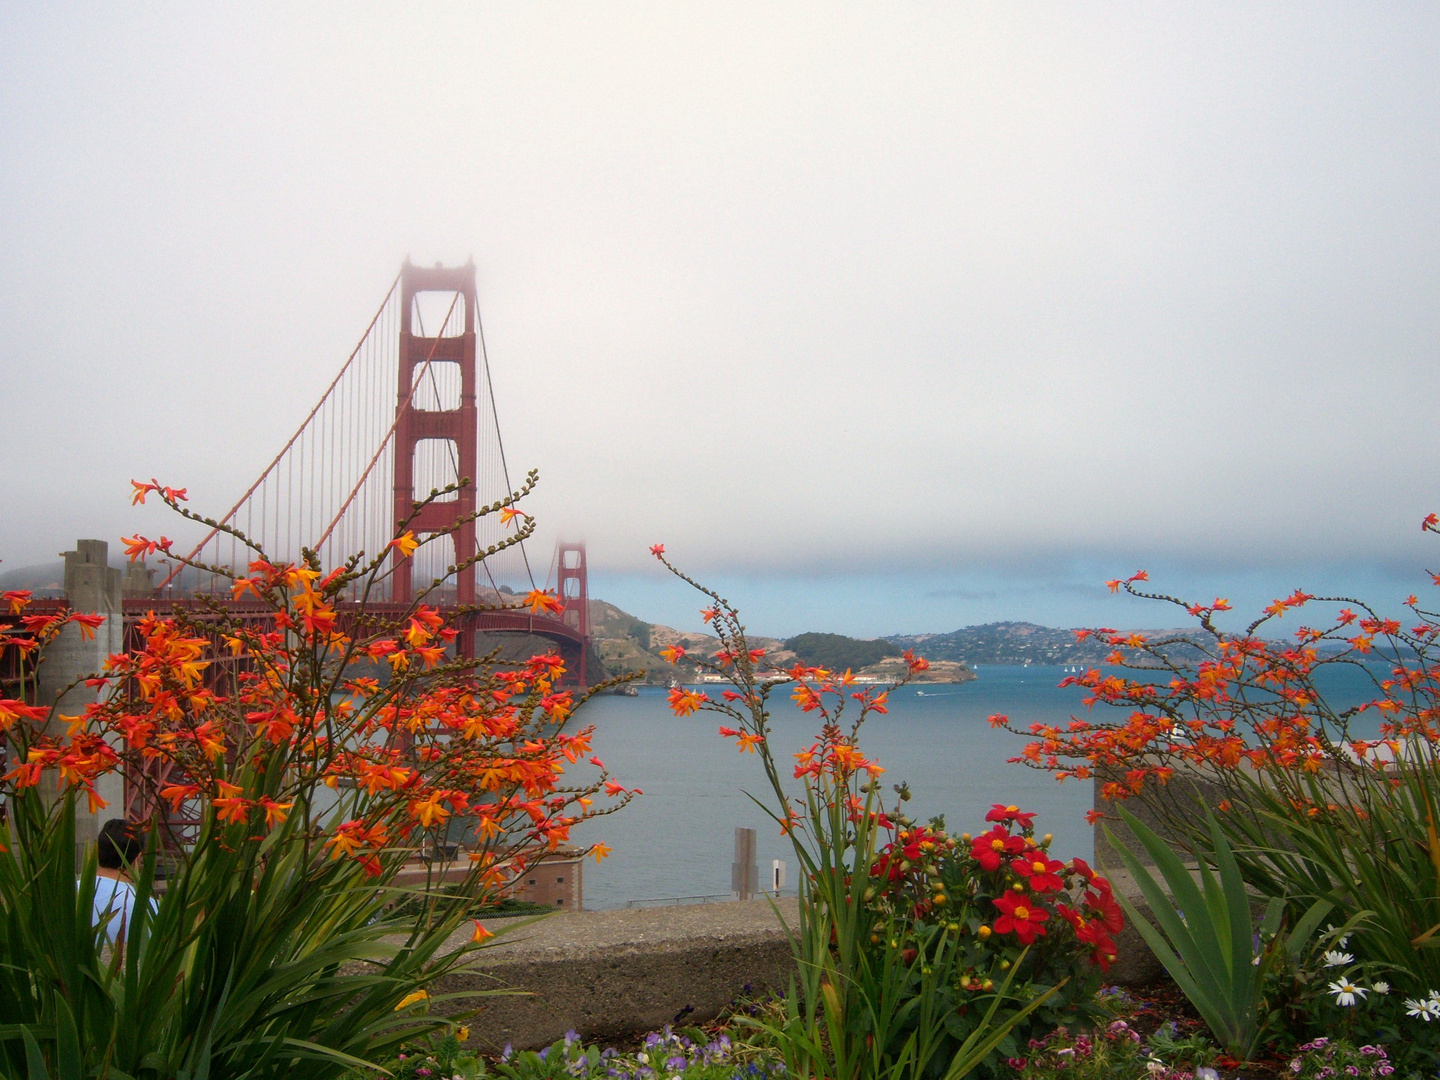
left=38, top=540, right=126, bottom=853
left=433, top=898, right=799, bottom=1051
left=1091, top=764, right=1229, bottom=870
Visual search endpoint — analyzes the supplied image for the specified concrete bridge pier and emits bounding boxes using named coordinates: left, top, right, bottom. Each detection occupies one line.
left=36, top=540, right=127, bottom=856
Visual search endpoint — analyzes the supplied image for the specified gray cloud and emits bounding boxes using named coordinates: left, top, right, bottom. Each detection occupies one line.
left=3, top=5, right=1439, bottom=601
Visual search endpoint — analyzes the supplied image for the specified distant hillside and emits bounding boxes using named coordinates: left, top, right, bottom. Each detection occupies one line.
left=889, top=622, right=1122, bottom=666
left=0, top=561, right=66, bottom=596
left=888, top=621, right=1209, bottom=666
left=588, top=605, right=973, bottom=684
left=784, top=632, right=898, bottom=672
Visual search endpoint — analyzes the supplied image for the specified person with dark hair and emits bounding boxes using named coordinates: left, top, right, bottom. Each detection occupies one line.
left=94, top=818, right=142, bottom=943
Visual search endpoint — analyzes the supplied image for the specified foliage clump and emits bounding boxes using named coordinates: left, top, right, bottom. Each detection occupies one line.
left=0, top=476, right=634, bottom=1078
left=783, top=631, right=898, bottom=673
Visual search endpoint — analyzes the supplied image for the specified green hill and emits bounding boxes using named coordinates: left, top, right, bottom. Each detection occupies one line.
left=783, top=632, right=898, bottom=672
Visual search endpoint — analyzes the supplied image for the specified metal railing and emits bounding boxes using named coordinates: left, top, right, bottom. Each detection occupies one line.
left=624, top=893, right=735, bottom=908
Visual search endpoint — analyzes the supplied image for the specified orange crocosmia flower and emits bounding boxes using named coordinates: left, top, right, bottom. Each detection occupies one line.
left=500, top=507, right=528, bottom=528
left=357, top=854, right=383, bottom=878
left=68, top=613, right=105, bottom=641
left=159, top=783, right=200, bottom=811
left=389, top=531, right=420, bottom=558
left=282, top=565, right=320, bottom=590
left=189, top=721, right=227, bottom=758
left=591, top=842, right=612, bottom=862
left=541, top=692, right=574, bottom=721
left=327, top=820, right=381, bottom=859
left=659, top=645, right=685, bottom=664
left=257, top=796, right=293, bottom=827
left=291, top=583, right=325, bottom=617
left=524, top=589, right=564, bottom=616
left=213, top=794, right=252, bottom=825
left=412, top=644, right=446, bottom=668
left=700, top=607, right=718, bottom=624
left=667, top=686, right=708, bottom=716
left=0, top=699, right=49, bottom=731
left=130, top=479, right=156, bottom=504
left=649, top=544, right=665, bottom=557
left=410, top=794, right=450, bottom=827
left=791, top=683, right=822, bottom=712
left=3, top=590, right=32, bottom=614
left=734, top=732, right=763, bottom=754
left=121, top=536, right=157, bottom=562
left=472, top=920, right=494, bottom=943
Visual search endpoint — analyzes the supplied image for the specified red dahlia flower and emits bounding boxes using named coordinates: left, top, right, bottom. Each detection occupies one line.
left=970, top=826, right=1024, bottom=872
left=1010, top=853, right=1066, bottom=893
left=993, top=891, right=1049, bottom=944
left=985, top=803, right=1037, bottom=829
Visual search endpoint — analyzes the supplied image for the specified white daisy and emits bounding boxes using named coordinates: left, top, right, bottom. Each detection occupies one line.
left=1404, top=997, right=1439, bottom=1021
left=1325, top=924, right=1352, bottom=948
left=1372, top=981, right=1390, bottom=995
left=1329, top=979, right=1367, bottom=1007
left=1322, top=949, right=1354, bottom=967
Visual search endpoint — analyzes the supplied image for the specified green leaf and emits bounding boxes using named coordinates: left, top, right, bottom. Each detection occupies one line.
left=53, top=998, right=81, bottom=1080
left=22, top=1028, right=49, bottom=1080
left=1107, top=808, right=1260, bottom=1056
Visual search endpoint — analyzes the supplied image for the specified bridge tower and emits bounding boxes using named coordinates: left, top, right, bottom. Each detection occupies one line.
left=391, top=260, right=479, bottom=621
left=556, top=542, right=589, bottom=687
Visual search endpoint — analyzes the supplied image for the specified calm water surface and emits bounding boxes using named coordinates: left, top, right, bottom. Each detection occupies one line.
left=571, top=667, right=1095, bottom=910
left=569, top=662, right=1389, bottom=910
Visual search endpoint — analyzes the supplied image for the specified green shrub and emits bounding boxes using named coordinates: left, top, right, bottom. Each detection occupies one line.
left=783, top=632, right=897, bottom=672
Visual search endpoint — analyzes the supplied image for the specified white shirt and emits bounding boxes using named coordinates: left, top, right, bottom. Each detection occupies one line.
left=92, top=876, right=137, bottom=944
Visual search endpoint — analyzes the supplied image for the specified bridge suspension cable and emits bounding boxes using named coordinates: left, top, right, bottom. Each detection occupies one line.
left=167, top=263, right=536, bottom=603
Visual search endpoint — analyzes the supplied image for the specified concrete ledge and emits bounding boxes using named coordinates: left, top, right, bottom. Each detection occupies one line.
left=435, top=898, right=800, bottom=1051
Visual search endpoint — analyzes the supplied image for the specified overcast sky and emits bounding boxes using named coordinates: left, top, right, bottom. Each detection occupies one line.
left=3, top=5, right=1439, bottom=636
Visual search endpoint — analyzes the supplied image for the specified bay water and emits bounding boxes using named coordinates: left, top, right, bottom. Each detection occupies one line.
left=569, top=662, right=1388, bottom=910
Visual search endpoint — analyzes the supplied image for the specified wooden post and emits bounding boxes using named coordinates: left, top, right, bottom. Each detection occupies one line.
left=731, top=827, right=758, bottom=900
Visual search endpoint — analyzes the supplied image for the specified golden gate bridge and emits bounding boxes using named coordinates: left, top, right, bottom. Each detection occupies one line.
left=174, top=258, right=591, bottom=684
left=10, top=259, right=593, bottom=687
left=3, top=260, right=596, bottom=835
